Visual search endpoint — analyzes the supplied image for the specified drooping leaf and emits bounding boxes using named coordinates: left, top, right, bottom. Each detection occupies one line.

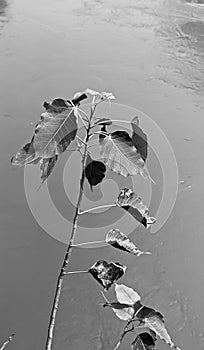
left=131, top=116, right=148, bottom=162
left=116, top=188, right=156, bottom=228
left=136, top=306, right=180, bottom=349
left=40, top=155, right=58, bottom=184
left=115, top=284, right=141, bottom=305
left=94, top=118, right=112, bottom=126
left=88, top=260, right=126, bottom=291
left=131, top=332, right=156, bottom=350
left=144, top=314, right=181, bottom=349
left=100, top=131, right=148, bottom=178
left=12, top=94, right=87, bottom=181
left=84, top=154, right=106, bottom=191
left=105, top=229, right=151, bottom=256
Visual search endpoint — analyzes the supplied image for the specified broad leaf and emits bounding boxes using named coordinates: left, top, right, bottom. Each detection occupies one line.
left=116, top=188, right=156, bottom=228
left=115, top=284, right=141, bottom=305
left=103, top=301, right=135, bottom=321
left=131, top=116, right=148, bottom=162
left=12, top=95, right=87, bottom=182
left=40, top=155, right=58, bottom=184
left=131, top=332, right=156, bottom=350
left=136, top=306, right=180, bottom=349
left=89, top=261, right=126, bottom=291
left=84, top=154, right=106, bottom=191
left=105, top=229, right=151, bottom=256
left=100, top=131, right=148, bottom=178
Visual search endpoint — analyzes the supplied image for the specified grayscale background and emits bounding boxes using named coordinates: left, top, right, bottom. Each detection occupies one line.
left=0, top=0, right=204, bottom=349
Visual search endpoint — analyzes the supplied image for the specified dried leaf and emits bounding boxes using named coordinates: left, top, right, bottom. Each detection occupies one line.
left=100, top=131, right=148, bottom=178
left=84, top=154, right=106, bottom=191
left=116, top=188, right=156, bottom=228
left=131, top=332, right=156, bottom=350
left=89, top=260, right=126, bottom=291
left=131, top=116, right=148, bottom=162
left=115, top=284, right=141, bottom=305
left=105, top=229, right=151, bottom=256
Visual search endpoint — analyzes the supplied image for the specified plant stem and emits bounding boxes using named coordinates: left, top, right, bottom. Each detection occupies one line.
left=72, top=240, right=105, bottom=247
left=79, top=204, right=116, bottom=215
left=0, top=334, right=15, bottom=350
left=45, top=113, right=92, bottom=350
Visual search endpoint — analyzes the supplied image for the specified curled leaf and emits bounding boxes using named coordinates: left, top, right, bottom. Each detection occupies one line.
left=116, top=188, right=156, bottom=228
left=131, top=332, right=156, bottom=350
left=88, top=260, right=126, bottom=291
left=105, top=229, right=151, bottom=256
left=84, top=154, right=106, bottom=191
left=131, top=116, right=148, bottom=162
left=115, top=283, right=141, bottom=305
left=100, top=131, right=148, bottom=178
left=102, top=301, right=135, bottom=321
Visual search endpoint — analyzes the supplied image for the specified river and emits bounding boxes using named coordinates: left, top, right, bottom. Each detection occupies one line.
left=0, top=0, right=204, bottom=349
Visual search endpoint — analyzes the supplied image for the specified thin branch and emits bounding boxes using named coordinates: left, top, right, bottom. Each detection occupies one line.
left=77, top=107, right=89, bottom=122
left=72, top=240, right=105, bottom=247
left=0, top=334, right=15, bottom=350
left=79, top=204, right=116, bottom=215
left=113, top=321, right=134, bottom=350
left=45, top=110, right=93, bottom=350
left=64, top=270, right=88, bottom=275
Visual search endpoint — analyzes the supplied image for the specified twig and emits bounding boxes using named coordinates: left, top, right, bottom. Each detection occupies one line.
left=113, top=321, right=134, bottom=350
left=64, top=270, right=88, bottom=275
left=45, top=110, right=94, bottom=350
left=79, top=204, right=116, bottom=215
left=72, top=240, right=105, bottom=247
left=0, top=334, right=15, bottom=350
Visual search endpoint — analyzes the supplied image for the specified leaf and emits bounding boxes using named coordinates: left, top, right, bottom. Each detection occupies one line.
left=100, top=131, right=148, bottom=178
left=103, top=301, right=135, bottom=321
left=11, top=139, right=38, bottom=166
left=105, top=229, right=151, bottom=256
left=131, top=332, right=156, bottom=350
left=116, top=188, right=156, bottom=228
left=88, top=260, right=126, bottom=291
left=115, top=284, right=141, bottom=305
left=12, top=95, right=87, bottom=181
left=40, top=155, right=58, bottom=184
left=84, top=154, right=106, bottom=191
left=33, top=98, right=78, bottom=158
left=144, top=315, right=180, bottom=349
left=85, top=88, right=115, bottom=101
left=131, top=116, right=148, bottom=162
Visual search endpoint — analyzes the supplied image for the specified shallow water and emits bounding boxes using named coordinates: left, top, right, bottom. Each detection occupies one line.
left=0, top=0, right=204, bottom=349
